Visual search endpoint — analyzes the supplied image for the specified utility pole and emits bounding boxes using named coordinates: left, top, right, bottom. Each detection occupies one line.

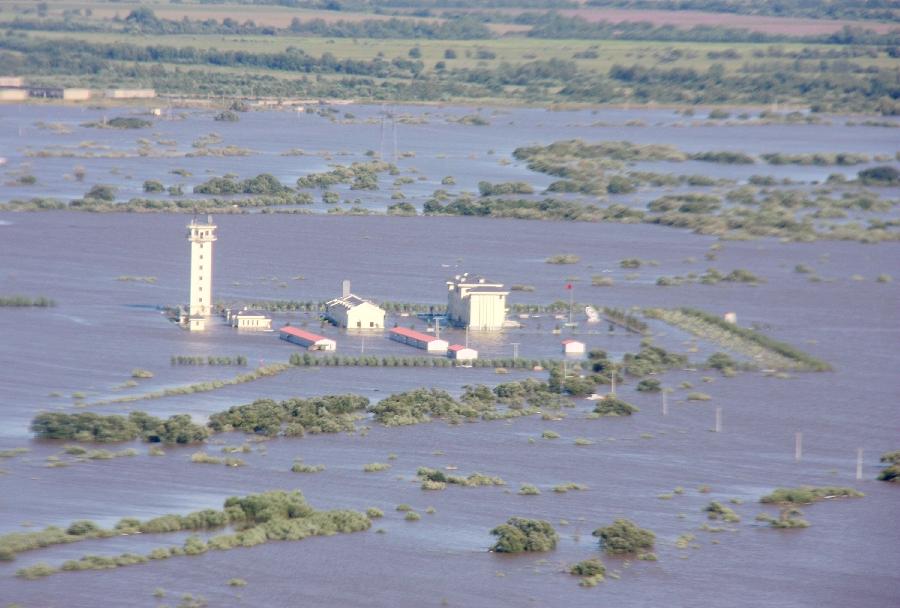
left=856, top=448, right=863, bottom=481
left=662, top=390, right=668, bottom=416
left=511, top=342, right=520, bottom=361
left=795, top=432, right=803, bottom=462
left=714, top=407, right=722, bottom=433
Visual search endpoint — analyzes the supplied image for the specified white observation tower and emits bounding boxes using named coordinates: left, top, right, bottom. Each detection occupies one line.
left=185, top=215, right=216, bottom=331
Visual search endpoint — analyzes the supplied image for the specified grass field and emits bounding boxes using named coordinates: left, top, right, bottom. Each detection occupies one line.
left=20, top=30, right=896, bottom=75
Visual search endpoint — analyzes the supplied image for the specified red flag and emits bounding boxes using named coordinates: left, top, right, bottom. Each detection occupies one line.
left=565, top=283, right=573, bottom=290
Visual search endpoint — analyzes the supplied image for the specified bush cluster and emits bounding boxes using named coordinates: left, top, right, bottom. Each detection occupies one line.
left=490, top=518, right=559, bottom=553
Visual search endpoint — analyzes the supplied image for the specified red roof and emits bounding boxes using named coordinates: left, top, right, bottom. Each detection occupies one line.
left=561, top=339, right=583, bottom=345
left=390, top=327, right=442, bottom=342
left=448, top=344, right=468, bottom=352
left=280, top=326, right=330, bottom=343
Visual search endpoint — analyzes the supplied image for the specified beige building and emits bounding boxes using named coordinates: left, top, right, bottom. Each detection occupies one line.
left=0, top=77, right=24, bottom=87
left=448, top=344, right=478, bottom=362
left=446, top=273, right=508, bottom=331
left=106, top=89, right=157, bottom=99
left=325, top=281, right=385, bottom=329
left=562, top=339, right=585, bottom=355
left=0, top=89, right=28, bottom=101
left=228, top=309, right=272, bottom=330
left=186, top=216, right=216, bottom=331
left=62, top=88, right=91, bottom=101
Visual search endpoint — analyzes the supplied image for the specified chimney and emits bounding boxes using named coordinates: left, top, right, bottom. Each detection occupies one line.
left=342, top=279, right=351, bottom=298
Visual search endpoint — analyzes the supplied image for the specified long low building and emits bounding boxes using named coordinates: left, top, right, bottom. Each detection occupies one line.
left=389, top=327, right=448, bottom=353
left=448, top=344, right=478, bottom=361
left=280, top=326, right=336, bottom=351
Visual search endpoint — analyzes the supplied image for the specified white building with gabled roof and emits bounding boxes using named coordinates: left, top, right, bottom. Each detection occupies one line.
left=325, top=280, right=385, bottom=329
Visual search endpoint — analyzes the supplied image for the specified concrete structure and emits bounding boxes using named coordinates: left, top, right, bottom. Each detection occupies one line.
left=229, top=309, right=272, bottom=330
left=280, top=326, right=336, bottom=351
left=448, top=344, right=478, bottom=362
left=0, top=89, right=28, bottom=101
left=446, top=273, right=508, bottom=331
left=390, top=327, right=448, bottom=353
left=562, top=339, right=585, bottom=355
left=325, top=280, right=385, bottom=329
left=186, top=216, right=216, bottom=331
left=106, top=89, right=157, bottom=99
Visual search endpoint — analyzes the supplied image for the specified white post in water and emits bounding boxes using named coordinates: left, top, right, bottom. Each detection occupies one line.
left=511, top=342, right=520, bottom=361
left=795, top=432, right=803, bottom=462
left=714, top=408, right=722, bottom=433
left=856, top=448, right=863, bottom=481
left=360, top=335, right=365, bottom=355
left=662, top=390, right=668, bottom=416
left=610, top=366, right=616, bottom=395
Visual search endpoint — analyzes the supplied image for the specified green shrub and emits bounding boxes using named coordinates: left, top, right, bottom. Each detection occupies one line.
left=143, top=180, right=165, bottom=193
left=757, top=507, right=810, bottom=528
left=66, top=520, right=101, bottom=536
left=593, top=396, right=638, bottom=416
left=593, top=519, right=655, bottom=555
left=545, top=254, right=580, bottom=265
left=291, top=461, right=325, bottom=473
left=704, top=501, right=741, bottom=523
left=760, top=486, right=863, bottom=504
left=553, top=482, right=587, bottom=493
left=570, top=558, right=605, bottom=577
left=366, top=507, right=384, bottom=519
left=363, top=462, right=391, bottom=473
left=490, top=518, right=558, bottom=553
left=636, top=379, right=661, bottom=392
left=518, top=484, right=541, bottom=495
left=16, top=562, right=56, bottom=579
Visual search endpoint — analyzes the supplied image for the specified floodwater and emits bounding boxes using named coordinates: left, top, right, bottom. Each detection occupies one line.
left=0, top=105, right=898, bottom=607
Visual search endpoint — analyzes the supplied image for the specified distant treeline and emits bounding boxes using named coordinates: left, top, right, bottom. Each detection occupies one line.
left=289, top=352, right=553, bottom=369
left=584, top=0, right=899, bottom=22
left=7, top=13, right=897, bottom=44
left=2, top=7, right=492, bottom=39
left=0, top=295, right=56, bottom=307
left=171, top=356, right=248, bottom=366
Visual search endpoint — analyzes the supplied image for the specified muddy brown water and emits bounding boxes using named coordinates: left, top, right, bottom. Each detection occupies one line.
left=0, top=105, right=898, bottom=607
